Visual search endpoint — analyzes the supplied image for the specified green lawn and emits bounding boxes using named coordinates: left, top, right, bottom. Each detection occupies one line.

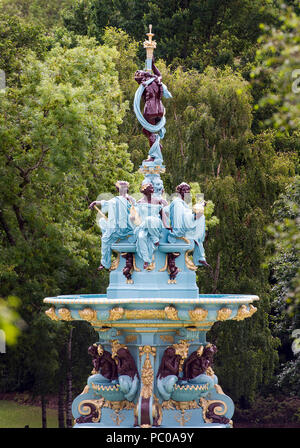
left=0, top=400, right=58, bottom=428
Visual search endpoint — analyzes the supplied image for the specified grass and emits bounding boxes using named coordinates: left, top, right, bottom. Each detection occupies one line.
left=0, top=400, right=58, bottom=428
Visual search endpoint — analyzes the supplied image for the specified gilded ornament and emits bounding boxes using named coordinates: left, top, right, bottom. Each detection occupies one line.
left=162, top=400, right=198, bottom=410
left=185, top=250, right=198, bottom=271
left=45, top=307, right=59, bottom=321
left=109, top=307, right=125, bottom=321
left=189, top=307, right=208, bottom=321
left=111, top=340, right=127, bottom=360
left=248, top=304, right=257, bottom=317
left=125, top=334, right=138, bottom=343
left=159, top=334, right=175, bottom=343
left=78, top=307, right=97, bottom=322
left=125, top=309, right=165, bottom=320
left=145, top=261, right=155, bottom=271
left=152, top=395, right=163, bottom=426
left=217, top=307, right=232, bottom=321
left=174, top=410, right=192, bottom=427
left=164, top=305, right=178, bottom=320
left=58, top=307, right=73, bottom=321
left=132, top=254, right=141, bottom=272
left=139, top=345, right=156, bottom=399
left=234, top=304, right=257, bottom=321
left=173, top=340, right=190, bottom=372
left=177, top=236, right=190, bottom=244
left=109, top=252, right=120, bottom=271
left=103, top=400, right=135, bottom=411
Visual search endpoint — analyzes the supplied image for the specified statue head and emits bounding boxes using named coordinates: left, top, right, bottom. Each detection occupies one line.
left=204, top=343, right=217, bottom=359
left=88, top=344, right=98, bottom=358
left=134, top=69, right=153, bottom=85
left=115, top=180, right=129, bottom=195
left=140, top=182, right=154, bottom=196
left=176, top=182, right=191, bottom=201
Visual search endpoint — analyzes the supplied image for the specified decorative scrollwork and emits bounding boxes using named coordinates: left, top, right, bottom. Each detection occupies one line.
left=76, top=398, right=105, bottom=424
left=199, top=398, right=230, bottom=425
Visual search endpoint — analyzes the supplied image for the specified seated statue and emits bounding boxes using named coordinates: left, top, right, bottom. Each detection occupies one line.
left=181, top=344, right=218, bottom=390
left=132, top=183, right=171, bottom=269
left=156, top=346, right=182, bottom=401
left=89, top=181, right=136, bottom=270
left=164, top=182, right=209, bottom=267
left=87, top=344, right=118, bottom=389
left=112, top=342, right=140, bottom=402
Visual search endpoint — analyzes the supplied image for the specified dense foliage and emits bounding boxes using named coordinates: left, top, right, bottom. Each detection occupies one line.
left=0, top=0, right=299, bottom=426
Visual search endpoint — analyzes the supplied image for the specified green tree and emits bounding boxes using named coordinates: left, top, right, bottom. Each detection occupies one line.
left=253, top=3, right=300, bottom=132
left=266, top=177, right=300, bottom=398
left=0, top=0, right=74, bottom=28
left=0, top=32, right=133, bottom=416
left=62, top=0, right=280, bottom=70
left=0, top=13, right=50, bottom=86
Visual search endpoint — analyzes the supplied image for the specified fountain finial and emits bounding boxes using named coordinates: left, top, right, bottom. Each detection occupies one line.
left=144, top=24, right=157, bottom=70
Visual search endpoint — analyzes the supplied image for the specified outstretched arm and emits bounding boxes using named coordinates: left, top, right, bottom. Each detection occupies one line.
left=152, top=59, right=162, bottom=80
left=89, top=200, right=103, bottom=209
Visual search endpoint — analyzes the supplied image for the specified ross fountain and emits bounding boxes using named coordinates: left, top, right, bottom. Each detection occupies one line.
left=44, top=26, right=259, bottom=428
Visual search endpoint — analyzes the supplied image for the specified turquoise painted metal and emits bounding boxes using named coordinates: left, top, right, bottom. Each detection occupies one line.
left=43, top=26, right=259, bottom=428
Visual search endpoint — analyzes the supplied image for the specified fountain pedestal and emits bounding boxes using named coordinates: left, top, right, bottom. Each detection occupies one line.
left=44, top=244, right=259, bottom=428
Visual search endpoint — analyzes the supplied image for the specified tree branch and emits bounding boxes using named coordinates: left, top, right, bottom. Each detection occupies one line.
left=0, top=209, right=16, bottom=245
left=12, top=204, right=28, bottom=240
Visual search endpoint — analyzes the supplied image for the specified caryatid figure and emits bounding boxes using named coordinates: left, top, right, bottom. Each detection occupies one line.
left=164, top=182, right=209, bottom=267
left=89, top=181, right=136, bottom=270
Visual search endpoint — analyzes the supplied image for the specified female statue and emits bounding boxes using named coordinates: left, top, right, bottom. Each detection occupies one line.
left=134, top=59, right=172, bottom=163
left=88, top=180, right=136, bottom=270
left=165, top=182, right=209, bottom=267
left=132, top=183, right=171, bottom=269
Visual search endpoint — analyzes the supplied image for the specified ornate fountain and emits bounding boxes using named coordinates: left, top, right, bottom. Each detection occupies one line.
left=44, top=26, right=259, bottom=428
